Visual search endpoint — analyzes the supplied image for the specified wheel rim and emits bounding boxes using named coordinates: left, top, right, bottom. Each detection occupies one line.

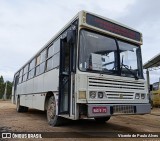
left=47, top=98, right=56, bottom=122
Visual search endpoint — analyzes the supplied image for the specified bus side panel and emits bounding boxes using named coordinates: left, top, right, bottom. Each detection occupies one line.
left=25, top=94, right=32, bottom=108
left=27, top=78, right=34, bottom=94
left=34, top=75, right=44, bottom=93
left=16, top=68, right=59, bottom=110
left=43, top=69, right=59, bottom=92
left=20, top=95, right=26, bottom=106
left=32, top=93, right=45, bottom=110
left=17, top=84, right=23, bottom=95
left=31, top=69, right=59, bottom=110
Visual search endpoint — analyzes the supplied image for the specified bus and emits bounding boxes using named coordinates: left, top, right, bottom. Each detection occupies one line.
left=12, top=10, right=151, bottom=126
left=151, top=82, right=160, bottom=107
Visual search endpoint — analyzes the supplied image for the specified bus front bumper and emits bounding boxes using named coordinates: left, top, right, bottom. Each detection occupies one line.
left=87, top=103, right=151, bottom=118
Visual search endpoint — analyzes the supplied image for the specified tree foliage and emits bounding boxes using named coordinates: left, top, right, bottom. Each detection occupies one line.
left=0, top=75, right=13, bottom=99
left=0, top=76, right=5, bottom=99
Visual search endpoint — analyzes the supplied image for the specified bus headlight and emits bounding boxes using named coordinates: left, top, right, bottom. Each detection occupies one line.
left=89, top=91, right=96, bottom=99
left=135, top=93, right=140, bottom=99
left=79, top=91, right=86, bottom=99
left=98, top=92, right=104, bottom=99
left=141, top=93, right=145, bottom=99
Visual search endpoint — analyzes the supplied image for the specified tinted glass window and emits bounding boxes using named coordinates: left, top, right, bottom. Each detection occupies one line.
left=29, top=59, right=35, bottom=70
left=53, top=52, right=60, bottom=68
left=36, top=65, right=40, bottom=76
left=48, top=45, right=54, bottom=58
left=46, top=57, right=53, bottom=71
left=36, top=55, right=40, bottom=66
left=28, top=69, right=35, bottom=79
left=54, top=39, right=60, bottom=54
left=40, top=49, right=46, bottom=62
left=23, top=65, right=29, bottom=74
left=40, top=62, right=45, bottom=74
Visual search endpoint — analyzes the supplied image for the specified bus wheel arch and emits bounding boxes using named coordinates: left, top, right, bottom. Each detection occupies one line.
left=16, top=95, right=28, bottom=113
left=46, top=95, right=64, bottom=126
left=44, top=92, right=55, bottom=111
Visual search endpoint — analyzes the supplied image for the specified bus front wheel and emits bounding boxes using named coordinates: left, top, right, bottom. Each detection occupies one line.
left=47, top=96, right=63, bottom=126
left=94, top=116, right=111, bottom=123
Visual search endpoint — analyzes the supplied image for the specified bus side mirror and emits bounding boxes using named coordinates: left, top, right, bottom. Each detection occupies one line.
left=67, top=30, right=76, bottom=44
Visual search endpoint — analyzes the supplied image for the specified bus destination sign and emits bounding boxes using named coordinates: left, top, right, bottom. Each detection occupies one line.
left=86, top=13, right=141, bottom=42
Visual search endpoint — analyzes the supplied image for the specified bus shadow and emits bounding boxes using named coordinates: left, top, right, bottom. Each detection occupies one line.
left=25, top=109, right=46, bottom=119
left=23, top=109, right=138, bottom=132
left=64, top=118, right=137, bottom=132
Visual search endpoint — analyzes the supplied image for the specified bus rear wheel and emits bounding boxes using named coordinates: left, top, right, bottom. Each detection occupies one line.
left=16, top=97, right=28, bottom=112
left=94, top=116, right=111, bottom=123
left=47, top=96, right=63, bottom=126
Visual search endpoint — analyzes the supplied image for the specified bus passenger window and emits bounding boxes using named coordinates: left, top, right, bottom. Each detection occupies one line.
left=46, top=57, right=53, bottom=71
left=40, top=50, right=46, bottom=63
left=22, top=65, right=29, bottom=82
left=48, top=45, right=54, bottom=58
left=53, top=52, right=60, bottom=68
left=40, top=62, right=45, bottom=74
left=54, top=39, right=60, bottom=54
left=19, top=69, right=23, bottom=83
left=28, top=59, right=35, bottom=79
left=36, top=55, right=41, bottom=76
left=36, top=55, right=40, bottom=66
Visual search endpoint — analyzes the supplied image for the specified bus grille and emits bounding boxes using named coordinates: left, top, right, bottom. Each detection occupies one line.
left=88, top=77, right=145, bottom=100
left=113, top=105, right=135, bottom=114
left=88, top=77, right=145, bottom=90
left=106, top=92, right=134, bottom=100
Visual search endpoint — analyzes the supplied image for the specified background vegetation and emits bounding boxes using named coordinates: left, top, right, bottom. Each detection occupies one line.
left=0, top=75, right=13, bottom=99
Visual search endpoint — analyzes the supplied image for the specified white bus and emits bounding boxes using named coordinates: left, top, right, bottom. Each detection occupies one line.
left=12, top=11, right=151, bottom=126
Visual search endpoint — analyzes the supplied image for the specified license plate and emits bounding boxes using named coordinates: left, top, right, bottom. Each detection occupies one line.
left=92, top=107, right=107, bottom=113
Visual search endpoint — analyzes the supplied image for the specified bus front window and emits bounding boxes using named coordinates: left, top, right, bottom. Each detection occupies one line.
left=79, top=30, right=118, bottom=74
left=118, top=41, right=143, bottom=79
left=79, top=30, right=143, bottom=79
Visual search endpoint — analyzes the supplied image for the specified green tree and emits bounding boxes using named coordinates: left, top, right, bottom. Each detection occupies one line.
left=0, top=75, right=5, bottom=99
left=6, top=81, right=13, bottom=99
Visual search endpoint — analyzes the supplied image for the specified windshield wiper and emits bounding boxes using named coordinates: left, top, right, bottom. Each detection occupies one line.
left=121, top=56, right=139, bottom=80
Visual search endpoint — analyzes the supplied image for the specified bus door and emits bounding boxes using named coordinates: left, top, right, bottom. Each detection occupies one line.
left=58, top=29, right=76, bottom=115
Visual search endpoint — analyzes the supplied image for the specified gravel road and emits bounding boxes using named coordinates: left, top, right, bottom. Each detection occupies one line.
left=0, top=100, right=160, bottom=141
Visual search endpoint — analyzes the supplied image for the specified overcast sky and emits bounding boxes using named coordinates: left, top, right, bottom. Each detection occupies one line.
left=0, top=0, right=160, bottom=84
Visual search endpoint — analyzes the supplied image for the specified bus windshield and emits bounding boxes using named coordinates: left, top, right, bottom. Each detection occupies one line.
left=152, top=82, right=159, bottom=91
left=79, top=30, right=143, bottom=79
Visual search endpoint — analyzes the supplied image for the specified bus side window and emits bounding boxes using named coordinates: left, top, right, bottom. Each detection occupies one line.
left=46, top=38, right=60, bottom=71
left=36, top=55, right=40, bottom=76
left=19, top=69, right=23, bottom=84
left=52, top=39, right=60, bottom=68
left=28, top=59, right=35, bottom=79
left=48, top=44, right=54, bottom=58
left=46, top=57, right=53, bottom=71
left=22, top=65, right=29, bottom=82
left=39, top=49, right=46, bottom=74
left=53, top=52, right=60, bottom=68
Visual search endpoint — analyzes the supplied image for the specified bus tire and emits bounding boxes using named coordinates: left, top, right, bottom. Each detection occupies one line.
left=23, top=107, right=29, bottom=112
left=94, top=116, right=111, bottom=123
left=16, top=97, right=28, bottom=113
left=47, top=96, right=62, bottom=126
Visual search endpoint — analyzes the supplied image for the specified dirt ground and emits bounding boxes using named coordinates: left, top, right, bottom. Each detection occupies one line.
left=0, top=100, right=160, bottom=141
